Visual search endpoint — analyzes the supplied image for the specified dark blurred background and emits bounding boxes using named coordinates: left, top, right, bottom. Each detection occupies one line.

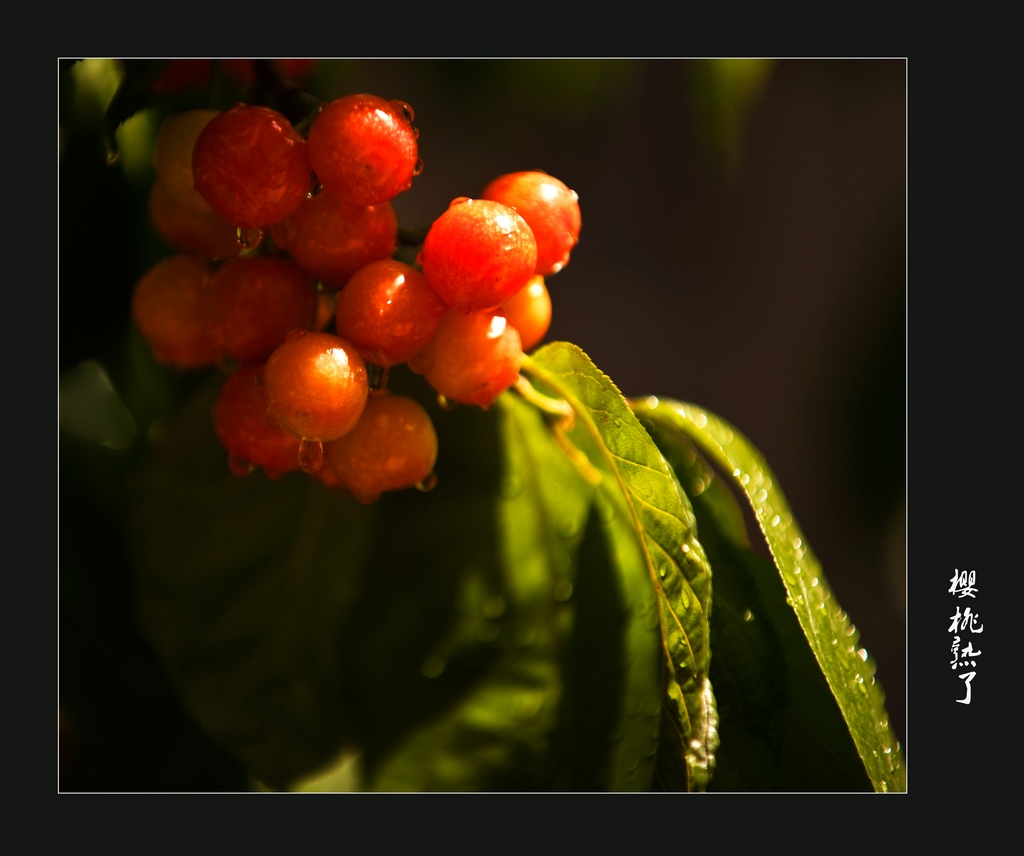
left=59, top=58, right=906, bottom=790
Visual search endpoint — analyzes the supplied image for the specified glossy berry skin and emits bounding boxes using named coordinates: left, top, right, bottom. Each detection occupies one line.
left=213, top=362, right=302, bottom=480
left=130, top=253, right=217, bottom=368
left=321, top=392, right=438, bottom=504
left=307, top=94, right=420, bottom=206
left=409, top=309, right=523, bottom=408
left=206, top=257, right=317, bottom=363
left=419, top=197, right=538, bottom=314
left=334, top=259, right=448, bottom=367
left=502, top=275, right=552, bottom=352
left=262, top=330, right=369, bottom=441
left=481, top=171, right=581, bottom=276
left=270, top=191, right=397, bottom=288
left=192, top=104, right=312, bottom=229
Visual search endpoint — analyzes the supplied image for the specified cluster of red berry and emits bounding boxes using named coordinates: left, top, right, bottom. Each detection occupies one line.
left=131, top=87, right=582, bottom=504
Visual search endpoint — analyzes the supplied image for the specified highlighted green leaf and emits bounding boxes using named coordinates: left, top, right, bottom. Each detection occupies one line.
left=631, top=396, right=906, bottom=792
left=638, top=417, right=871, bottom=789
left=523, top=343, right=718, bottom=791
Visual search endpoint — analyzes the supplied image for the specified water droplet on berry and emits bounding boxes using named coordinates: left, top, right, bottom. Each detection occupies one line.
left=228, top=456, right=255, bottom=477
left=390, top=100, right=415, bottom=124
left=449, top=196, right=471, bottom=209
left=285, top=329, right=308, bottom=343
left=298, top=437, right=324, bottom=473
left=437, top=395, right=457, bottom=411
left=415, top=471, right=438, bottom=493
left=237, top=226, right=264, bottom=250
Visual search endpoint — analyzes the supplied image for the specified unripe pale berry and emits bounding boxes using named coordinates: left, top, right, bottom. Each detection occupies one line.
left=153, top=109, right=221, bottom=212
left=147, top=180, right=242, bottom=260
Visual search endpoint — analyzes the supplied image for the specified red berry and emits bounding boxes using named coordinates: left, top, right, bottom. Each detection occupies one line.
left=270, top=190, right=397, bottom=288
left=306, top=94, right=421, bottom=206
left=213, top=362, right=302, bottom=480
left=130, top=253, right=218, bottom=369
left=262, top=330, right=369, bottom=442
left=206, top=257, right=317, bottom=363
left=334, top=259, right=448, bottom=367
left=321, top=392, right=438, bottom=504
left=409, top=309, right=523, bottom=408
left=418, top=197, right=538, bottom=314
left=502, top=275, right=552, bottom=352
left=192, top=104, right=312, bottom=229
left=481, top=171, right=581, bottom=276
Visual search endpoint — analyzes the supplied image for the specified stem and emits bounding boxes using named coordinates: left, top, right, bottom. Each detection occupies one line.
left=515, top=362, right=601, bottom=484
left=513, top=371, right=574, bottom=428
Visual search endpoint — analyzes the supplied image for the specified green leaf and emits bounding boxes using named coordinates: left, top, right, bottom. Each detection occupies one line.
left=354, top=391, right=590, bottom=791
left=127, top=375, right=375, bottom=789
left=522, top=343, right=718, bottom=791
left=630, top=396, right=906, bottom=793
left=639, top=419, right=872, bottom=790
left=129, top=366, right=608, bottom=791
left=689, top=58, right=775, bottom=182
left=98, top=60, right=168, bottom=163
